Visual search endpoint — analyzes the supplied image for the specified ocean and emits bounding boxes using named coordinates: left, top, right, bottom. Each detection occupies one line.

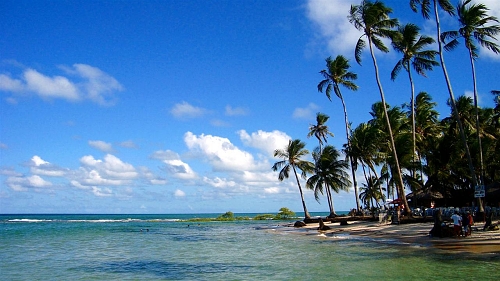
left=1, top=213, right=499, bottom=280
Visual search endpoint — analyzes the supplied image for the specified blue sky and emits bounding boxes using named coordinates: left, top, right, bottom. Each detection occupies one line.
left=1, top=0, right=499, bottom=214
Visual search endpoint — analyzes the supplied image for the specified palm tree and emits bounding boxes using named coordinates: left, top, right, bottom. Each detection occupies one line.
left=272, top=139, right=315, bottom=219
left=441, top=0, right=500, bottom=187
left=307, top=145, right=351, bottom=217
left=317, top=55, right=361, bottom=212
left=348, top=0, right=411, bottom=214
left=359, top=176, right=385, bottom=210
left=410, top=0, right=480, bottom=210
left=391, top=23, right=439, bottom=179
left=307, top=112, right=334, bottom=152
left=307, top=112, right=335, bottom=215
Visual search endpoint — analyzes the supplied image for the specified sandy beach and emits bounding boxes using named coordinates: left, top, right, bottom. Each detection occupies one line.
left=279, top=218, right=500, bottom=255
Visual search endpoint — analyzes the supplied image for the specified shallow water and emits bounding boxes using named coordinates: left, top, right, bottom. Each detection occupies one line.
left=1, top=214, right=499, bottom=280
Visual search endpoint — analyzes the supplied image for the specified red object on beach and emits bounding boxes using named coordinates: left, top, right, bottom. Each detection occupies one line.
left=389, top=198, right=402, bottom=205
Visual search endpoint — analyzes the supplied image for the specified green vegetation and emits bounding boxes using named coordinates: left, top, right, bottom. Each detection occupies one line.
left=271, top=0, right=500, bottom=215
left=183, top=208, right=298, bottom=223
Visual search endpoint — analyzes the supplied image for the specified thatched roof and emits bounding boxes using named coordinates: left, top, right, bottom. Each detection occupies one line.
left=406, top=190, right=444, bottom=200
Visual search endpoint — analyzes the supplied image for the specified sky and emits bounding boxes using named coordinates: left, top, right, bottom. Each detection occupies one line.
left=1, top=0, right=499, bottom=214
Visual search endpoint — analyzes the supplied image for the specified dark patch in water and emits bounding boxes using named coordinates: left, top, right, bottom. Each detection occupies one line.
left=79, top=260, right=254, bottom=280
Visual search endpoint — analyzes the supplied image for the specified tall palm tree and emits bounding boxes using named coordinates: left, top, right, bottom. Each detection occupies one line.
left=307, top=145, right=351, bottom=217
left=318, top=55, right=361, bottom=212
left=348, top=0, right=411, bottom=213
left=272, top=139, right=315, bottom=219
left=410, top=0, right=480, bottom=210
left=307, top=112, right=335, bottom=215
left=391, top=23, right=439, bottom=179
left=441, top=0, right=500, bottom=187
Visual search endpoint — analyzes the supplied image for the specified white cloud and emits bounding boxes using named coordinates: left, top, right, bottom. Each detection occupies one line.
left=170, top=101, right=207, bottom=119
left=76, top=154, right=138, bottom=187
left=225, top=105, right=249, bottom=116
left=0, top=142, right=7, bottom=149
left=184, top=131, right=268, bottom=172
left=263, top=187, right=280, bottom=194
left=0, top=64, right=123, bottom=105
left=88, top=140, right=114, bottom=153
left=66, top=64, right=124, bottom=105
left=203, top=176, right=237, bottom=189
left=174, top=189, right=186, bottom=197
left=293, top=102, right=319, bottom=119
left=306, top=0, right=359, bottom=56
left=119, top=140, right=138, bottom=149
left=91, top=186, right=113, bottom=197
left=29, top=155, right=67, bottom=177
left=6, top=175, right=53, bottom=191
left=238, top=130, right=291, bottom=157
left=0, top=74, right=24, bottom=92
left=150, top=150, right=197, bottom=180
left=24, top=68, right=80, bottom=100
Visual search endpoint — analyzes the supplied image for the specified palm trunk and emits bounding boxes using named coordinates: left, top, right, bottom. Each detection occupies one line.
left=468, top=49, right=484, bottom=185
left=326, top=184, right=336, bottom=217
left=292, top=165, right=311, bottom=219
left=432, top=0, right=482, bottom=212
left=336, top=85, right=361, bottom=212
left=367, top=36, right=411, bottom=214
left=469, top=46, right=485, bottom=214
left=407, top=62, right=417, bottom=180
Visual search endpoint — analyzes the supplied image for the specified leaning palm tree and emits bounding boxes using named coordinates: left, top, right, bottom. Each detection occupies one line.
left=391, top=23, right=439, bottom=179
left=272, top=139, right=315, bottom=219
left=318, top=55, right=361, bottom=212
left=410, top=0, right=480, bottom=210
left=441, top=0, right=500, bottom=187
left=307, top=145, right=351, bottom=217
left=348, top=0, right=411, bottom=213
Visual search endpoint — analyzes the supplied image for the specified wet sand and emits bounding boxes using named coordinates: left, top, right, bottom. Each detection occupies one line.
left=278, top=219, right=500, bottom=254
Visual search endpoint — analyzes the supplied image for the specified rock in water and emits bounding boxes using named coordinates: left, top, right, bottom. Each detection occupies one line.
left=294, top=221, right=306, bottom=227
left=318, top=218, right=331, bottom=231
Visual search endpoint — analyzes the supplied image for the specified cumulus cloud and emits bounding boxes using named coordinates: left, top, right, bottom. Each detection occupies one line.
left=76, top=154, right=138, bottom=187
left=28, top=155, right=68, bottom=177
left=6, top=175, right=53, bottom=191
left=292, top=102, right=319, bottom=119
left=88, top=140, right=114, bottom=153
left=238, top=130, right=291, bottom=157
left=306, top=0, right=360, bottom=55
left=184, top=131, right=268, bottom=172
left=203, top=176, right=237, bottom=189
left=150, top=150, right=197, bottom=180
left=170, top=101, right=207, bottom=119
left=0, top=64, right=123, bottom=105
left=174, top=189, right=186, bottom=197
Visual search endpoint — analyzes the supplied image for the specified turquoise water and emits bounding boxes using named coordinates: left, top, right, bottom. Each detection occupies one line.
left=1, top=213, right=499, bottom=280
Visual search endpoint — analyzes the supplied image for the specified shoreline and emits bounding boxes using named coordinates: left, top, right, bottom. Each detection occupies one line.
left=275, top=219, right=500, bottom=255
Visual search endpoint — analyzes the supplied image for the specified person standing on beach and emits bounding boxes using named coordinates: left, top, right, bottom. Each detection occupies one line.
left=462, top=212, right=470, bottom=237
left=451, top=211, right=462, bottom=237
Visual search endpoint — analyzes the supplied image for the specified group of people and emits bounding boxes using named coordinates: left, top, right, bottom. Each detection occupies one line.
left=430, top=209, right=475, bottom=238
left=451, top=211, right=474, bottom=237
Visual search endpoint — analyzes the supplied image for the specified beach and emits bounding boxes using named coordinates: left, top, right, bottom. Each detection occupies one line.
left=282, top=218, right=500, bottom=254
